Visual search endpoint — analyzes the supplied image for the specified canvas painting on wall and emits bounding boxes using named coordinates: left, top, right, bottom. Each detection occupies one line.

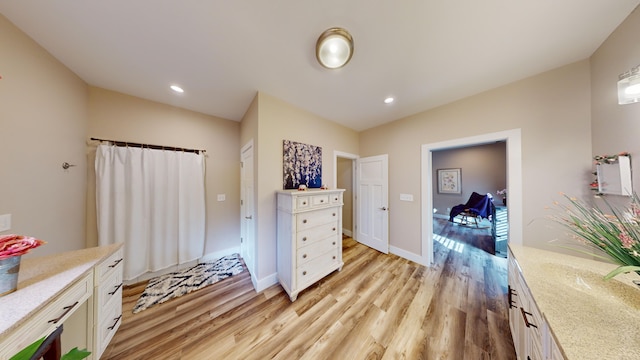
left=283, top=140, right=322, bottom=189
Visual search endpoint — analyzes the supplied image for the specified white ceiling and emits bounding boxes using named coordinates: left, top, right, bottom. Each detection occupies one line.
left=1, top=1, right=639, bottom=131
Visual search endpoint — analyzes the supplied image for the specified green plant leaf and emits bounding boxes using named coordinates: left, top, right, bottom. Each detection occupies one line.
left=604, top=265, right=640, bottom=280
left=9, top=337, right=45, bottom=360
left=60, top=348, right=91, bottom=360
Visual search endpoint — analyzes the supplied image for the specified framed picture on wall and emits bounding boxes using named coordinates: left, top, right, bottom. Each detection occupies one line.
left=437, top=168, right=461, bottom=194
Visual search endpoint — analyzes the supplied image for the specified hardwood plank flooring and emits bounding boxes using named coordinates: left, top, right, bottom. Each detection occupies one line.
left=102, top=218, right=515, bottom=359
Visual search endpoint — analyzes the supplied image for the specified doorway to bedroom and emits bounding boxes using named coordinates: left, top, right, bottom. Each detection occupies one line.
left=420, top=129, right=522, bottom=267
left=432, top=142, right=508, bottom=257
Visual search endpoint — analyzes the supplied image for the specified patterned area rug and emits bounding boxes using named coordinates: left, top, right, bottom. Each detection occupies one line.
left=132, top=253, right=244, bottom=314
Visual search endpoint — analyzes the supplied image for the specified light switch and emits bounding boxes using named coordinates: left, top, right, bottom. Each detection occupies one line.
left=217, top=194, right=226, bottom=202
left=0, top=214, right=11, bottom=232
left=399, top=194, right=414, bottom=202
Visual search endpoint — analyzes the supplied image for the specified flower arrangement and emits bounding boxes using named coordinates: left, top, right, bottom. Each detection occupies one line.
left=593, top=151, right=630, bottom=165
left=552, top=193, right=640, bottom=280
left=496, top=189, right=507, bottom=198
left=0, top=234, right=46, bottom=260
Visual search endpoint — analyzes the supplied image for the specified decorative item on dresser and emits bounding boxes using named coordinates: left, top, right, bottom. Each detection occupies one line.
left=276, top=188, right=345, bottom=301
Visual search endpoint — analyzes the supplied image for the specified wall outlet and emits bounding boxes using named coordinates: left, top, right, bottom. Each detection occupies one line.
left=0, top=214, right=11, bottom=232
left=399, top=193, right=414, bottom=201
left=217, top=194, right=226, bottom=202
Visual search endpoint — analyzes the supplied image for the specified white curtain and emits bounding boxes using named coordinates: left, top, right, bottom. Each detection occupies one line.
left=95, top=144, right=206, bottom=281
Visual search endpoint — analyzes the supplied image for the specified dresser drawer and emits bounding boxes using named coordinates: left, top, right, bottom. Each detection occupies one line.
left=297, top=237, right=339, bottom=265
left=310, top=194, right=330, bottom=206
left=0, top=272, right=92, bottom=358
left=296, top=249, right=340, bottom=287
left=95, top=298, right=123, bottom=359
left=96, top=266, right=124, bottom=311
left=330, top=192, right=343, bottom=204
left=296, top=222, right=339, bottom=248
left=296, top=207, right=339, bottom=231
left=296, top=196, right=311, bottom=209
left=96, top=247, right=124, bottom=284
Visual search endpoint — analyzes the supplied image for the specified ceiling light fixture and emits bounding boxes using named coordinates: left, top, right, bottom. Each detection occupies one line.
left=617, top=65, right=640, bottom=105
left=384, top=97, right=395, bottom=104
left=316, top=27, right=354, bottom=69
left=170, top=85, right=184, bottom=93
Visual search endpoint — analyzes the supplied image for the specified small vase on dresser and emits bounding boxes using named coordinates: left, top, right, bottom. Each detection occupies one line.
left=276, top=188, right=345, bottom=301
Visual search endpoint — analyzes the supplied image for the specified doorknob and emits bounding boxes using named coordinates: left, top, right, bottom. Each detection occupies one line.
left=380, top=207, right=388, bottom=211
left=245, top=215, right=252, bottom=219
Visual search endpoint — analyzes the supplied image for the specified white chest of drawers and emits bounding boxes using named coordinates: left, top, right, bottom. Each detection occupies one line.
left=277, top=189, right=345, bottom=301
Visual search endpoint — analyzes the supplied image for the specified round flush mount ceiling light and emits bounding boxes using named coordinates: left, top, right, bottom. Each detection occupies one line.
left=316, top=27, right=354, bottom=69
left=384, top=97, right=395, bottom=104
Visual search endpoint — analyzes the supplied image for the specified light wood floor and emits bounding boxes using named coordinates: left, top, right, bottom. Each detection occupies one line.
left=102, top=218, right=515, bottom=359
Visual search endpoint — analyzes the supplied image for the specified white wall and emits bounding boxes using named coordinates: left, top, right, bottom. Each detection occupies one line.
left=249, top=92, right=359, bottom=287
left=0, top=14, right=88, bottom=257
left=360, top=61, right=593, bottom=256
left=591, top=6, right=640, bottom=208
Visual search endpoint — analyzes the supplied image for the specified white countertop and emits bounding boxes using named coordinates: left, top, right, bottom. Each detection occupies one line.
left=509, top=244, right=640, bottom=360
left=0, top=243, right=122, bottom=339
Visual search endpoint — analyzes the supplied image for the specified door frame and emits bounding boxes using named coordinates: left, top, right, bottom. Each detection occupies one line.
left=240, top=139, right=256, bottom=284
left=333, top=151, right=358, bottom=239
left=420, top=129, right=522, bottom=266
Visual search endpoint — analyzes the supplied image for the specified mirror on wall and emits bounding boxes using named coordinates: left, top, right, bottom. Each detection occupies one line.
left=596, top=155, right=632, bottom=196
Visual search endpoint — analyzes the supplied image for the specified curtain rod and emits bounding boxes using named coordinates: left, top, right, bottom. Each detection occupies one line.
left=90, top=137, right=205, bottom=154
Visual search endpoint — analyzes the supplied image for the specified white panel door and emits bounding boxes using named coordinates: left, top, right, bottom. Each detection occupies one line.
left=356, top=154, right=389, bottom=253
left=240, top=141, right=255, bottom=276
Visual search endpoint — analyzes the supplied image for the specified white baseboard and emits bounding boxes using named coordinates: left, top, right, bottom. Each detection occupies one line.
left=342, top=228, right=353, bottom=237
left=199, top=246, right=241, bottom=263
left=253, top=272, right=279, bottom=293
left=124, top=247, right=243, bottom=285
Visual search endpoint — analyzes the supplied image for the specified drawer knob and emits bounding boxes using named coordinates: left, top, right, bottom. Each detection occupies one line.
left=333, top=256, right=336, bottom=260
left=332, top=227, right=336, bottom=231
left=320, top=199, right=324, bottom=203
left=303, top=271, right=307, bottom=276
left=334, top=197, right=338, bottom=201
left=303, top=254, right=307, bottom=259
left=303, top=219, right=308, bottom=224
left=333, top=242, right=336, bottom=245
left=303, top=202, right=307, bottom=205
left=303, top=237, right=307, bottom=241
left=332, top=213, right=336, bottom=216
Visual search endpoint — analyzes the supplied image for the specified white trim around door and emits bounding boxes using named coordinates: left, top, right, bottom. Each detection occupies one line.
left=420, top=129, right=522, bottom=266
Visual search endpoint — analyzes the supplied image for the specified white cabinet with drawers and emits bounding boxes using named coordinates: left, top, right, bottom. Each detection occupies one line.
left=277, top=189, right=345, bottom=301
left=0, top=243, right=123, bottom=360
left=0, top=272, right=93, bottom=359
left=93, top=247, right=124, bottom=359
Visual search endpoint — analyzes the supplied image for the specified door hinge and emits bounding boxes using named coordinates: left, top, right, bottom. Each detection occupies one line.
left=241, top=199, right=244, bottom=205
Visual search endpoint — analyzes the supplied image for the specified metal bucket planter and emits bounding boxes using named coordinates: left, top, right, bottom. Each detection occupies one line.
left=0, top=255, right=21, bottom=297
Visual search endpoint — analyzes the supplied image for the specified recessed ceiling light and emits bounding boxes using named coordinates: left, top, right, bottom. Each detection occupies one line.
left=170, top=85, right=184, bottom=93
left=384, top=97, right=394, bottom=104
